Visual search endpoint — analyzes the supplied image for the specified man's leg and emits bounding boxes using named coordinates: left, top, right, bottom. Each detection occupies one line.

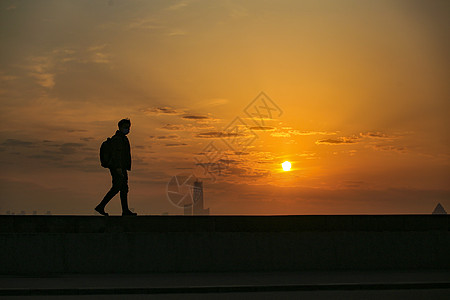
left=97, top=168, right=121, bottom=209
left=119, top=169, right=130, bottom=212
left=120, top=170, right=136, bottom=215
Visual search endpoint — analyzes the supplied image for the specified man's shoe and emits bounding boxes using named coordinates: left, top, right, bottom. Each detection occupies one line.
left=95, top=205, right=109, bottom=216
left=122, top=210, right=137, bottom=216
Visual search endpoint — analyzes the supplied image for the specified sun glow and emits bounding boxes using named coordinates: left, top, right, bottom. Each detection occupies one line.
left=282, top=161, right=291, bottom=171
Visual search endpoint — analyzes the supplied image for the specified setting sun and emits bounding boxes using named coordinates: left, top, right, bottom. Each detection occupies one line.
left=282, top=161, right=291, bottom=171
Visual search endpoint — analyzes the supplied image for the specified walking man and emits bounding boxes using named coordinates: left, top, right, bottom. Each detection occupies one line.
left=95, top=118, right=137, bottom=216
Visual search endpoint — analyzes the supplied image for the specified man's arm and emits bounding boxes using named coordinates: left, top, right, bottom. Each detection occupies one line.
left=111, top=136, right=124, bottom=176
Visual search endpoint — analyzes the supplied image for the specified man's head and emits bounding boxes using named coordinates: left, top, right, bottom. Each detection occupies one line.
left=118, top=118, right=131, bottom=135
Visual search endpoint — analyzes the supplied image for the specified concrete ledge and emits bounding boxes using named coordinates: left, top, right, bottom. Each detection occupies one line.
left=2, top=282, right=450, bottom=296
left=1, top=215, right=449, bottom=275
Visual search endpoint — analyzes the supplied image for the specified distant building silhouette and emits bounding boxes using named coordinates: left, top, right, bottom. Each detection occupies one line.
left=32, top=211, right=37, bottom=215
left=184, top=204, right=192, bottom=216
left=46, top=211, right=52, bottom=215
left=192, top=180, right=210, bottom=215
left=432, top=203, right=447, bottom=215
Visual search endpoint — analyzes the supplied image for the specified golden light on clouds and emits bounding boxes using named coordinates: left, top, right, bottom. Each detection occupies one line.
left=0, top=0, right=449, bottom=215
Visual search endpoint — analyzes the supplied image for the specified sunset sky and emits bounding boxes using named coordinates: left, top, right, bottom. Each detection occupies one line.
left=1, top=0, right=449, bottom=215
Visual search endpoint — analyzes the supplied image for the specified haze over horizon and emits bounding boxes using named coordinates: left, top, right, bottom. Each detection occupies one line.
left=1, top=0, right=449, bottom=215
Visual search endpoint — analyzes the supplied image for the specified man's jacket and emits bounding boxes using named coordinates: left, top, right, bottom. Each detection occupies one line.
left=110, top=130, right=131, bottom=171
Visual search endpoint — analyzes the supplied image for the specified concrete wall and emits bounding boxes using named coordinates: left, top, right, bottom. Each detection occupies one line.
left=1, top=215, right=449, bottom=275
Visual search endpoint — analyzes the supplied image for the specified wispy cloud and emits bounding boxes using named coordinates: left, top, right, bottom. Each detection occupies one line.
left=167, top=0, right=191, bottom=11
left=28, top=56, right=55, bottom=89
left=127, top=18, right=163, bottom=31
left=140, top=106, right=184, bottom=115
left=165, top=142, right=188, bottom=147
left=249, top=126, right=275, bottom=131
left=168, top=29, right=187, bottom=36
left=181, top=114, right=211, bottom=120
left=359, top=131, right=396, bottom=139
left=2, top=139, right=35, bottom=148
left=371, top=144, right=407, bottom=153
left=270, top=127, right=337, bottom=138
left=149, top=134, right=180, bottom=140
left=316, top=137, right=358, bottom=145
left=195, top=131, right=247, bottom=138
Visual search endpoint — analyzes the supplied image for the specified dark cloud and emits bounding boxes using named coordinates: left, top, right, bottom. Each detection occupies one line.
left=217, top=158, right=237, bottom=165
left=39, top=142, right=86, bottom=155
left=165, top=142, right=188, bottom=147
left=80, top=137, right=95, bottom=142
left=221, top=166, right=270, bottom=178
left=155, top=134, right=180, bottom=140
left=140, top=107, right=183, bottom=115
left=60, top=143, right=86, bottom=154
left=160, top=124, right=184, bottom=130
left=2, top=139, right=35, bottom=147
left=181, top=114, right=210, bottom=120
left=360, top=132, right=390, bottom=138
left=316, top=137, right=358, bottom=145
left=234, top=151, right=249, bottom=155
left=195, top=131, right=246, bottom=138
left=28, top=154, right=63, bottom=161
left=372, top=145, right=407, bottom=153
left=67, top=129, right=88, bottom=133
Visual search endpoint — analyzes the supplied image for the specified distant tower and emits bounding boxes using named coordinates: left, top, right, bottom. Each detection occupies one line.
left=432, top=203, right=447, bottom=215
left=184, top=204, right=192, bottom=216
left=193, top=180, right=210, bottom=215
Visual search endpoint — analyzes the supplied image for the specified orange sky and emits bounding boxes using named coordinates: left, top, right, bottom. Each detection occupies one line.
left=1, top=0, right=449, bottom=215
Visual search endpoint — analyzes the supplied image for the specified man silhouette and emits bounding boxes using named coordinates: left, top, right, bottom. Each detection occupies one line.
left=95, top=118, right=137, bottom=216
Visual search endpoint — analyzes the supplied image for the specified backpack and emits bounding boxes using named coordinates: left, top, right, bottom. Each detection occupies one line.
left=100, top=137, right=113, bottom=168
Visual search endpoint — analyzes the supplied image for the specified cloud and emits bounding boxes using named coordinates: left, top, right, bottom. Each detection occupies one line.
left=359, top=131, right=392, bottom=139
left=43, top=142, right=86, bottom=155
left=127, top=18, right=163, bottom=31
left=28, top=56, right=55, bottom=89
left=316, top=137, right=358, bottom=145
left=160, top=124, right=184, bottom=130
left=2, top=139, right=35, bottom=148
left=270, top=132, right=291, bottom=138
left=168, top=30, right=187, bottom=36
left=270, top=128, right=337, bottom=138
left=249, top=126, right=275, bottom=131
left=290, top=130, right=336, bottom=136
left=165, top=142, right=188, bottom=147
left=195, top=131, right=247, bottom=138
left=181, top=114, right=211, bottom=120
left=149, top=134, right=180, bottom=140
left=372, top=144, right=407, bottom=153
left=159, top=123, right=216, bottom=131
left=167, top=0, right=190, bottom=10
left=140, top=107, right=184, bottom=115
left=0, top=74, right=18, bottom=81
left=80, top=137, right=95, bottom=142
